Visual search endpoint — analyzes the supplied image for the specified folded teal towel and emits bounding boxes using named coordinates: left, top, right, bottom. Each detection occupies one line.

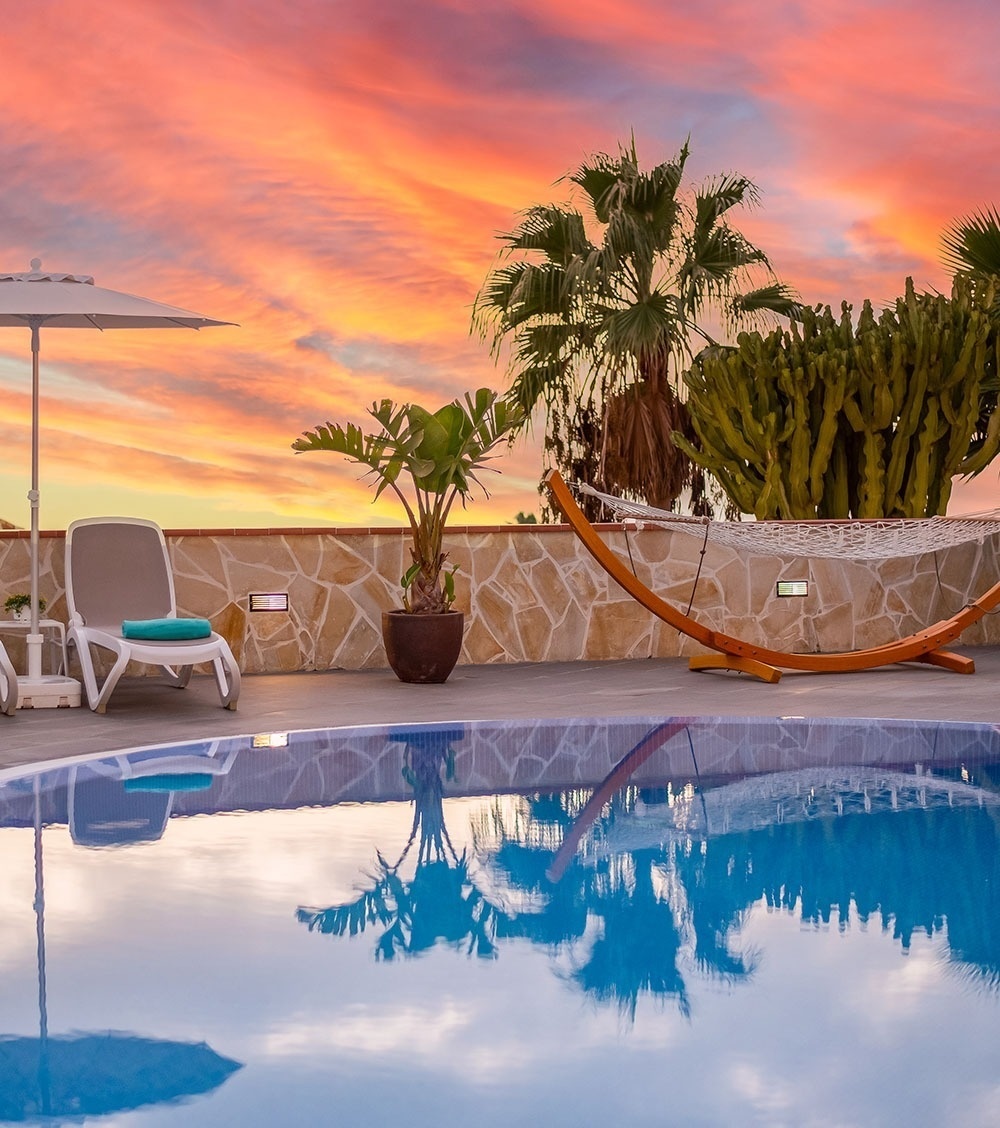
left=124, top=773, right=214, bottom=793
left=121, top=617, right=212, bottom=641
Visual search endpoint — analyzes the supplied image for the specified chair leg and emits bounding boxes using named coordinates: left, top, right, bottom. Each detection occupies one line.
left=92, top=650, right=131, bottom=714
left=0, top=647, right=16, bottom=716
left=68, top=634, right=103, bottom=712
left=212, top=652, right=241, bottom=710
left=160, top=664, right=194, bottom=688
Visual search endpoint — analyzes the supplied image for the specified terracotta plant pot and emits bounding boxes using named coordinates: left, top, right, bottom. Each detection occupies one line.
left=381, top=609, right=465, bottom=684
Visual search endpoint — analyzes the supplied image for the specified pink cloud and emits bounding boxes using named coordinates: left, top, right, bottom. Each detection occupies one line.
left=0, top=0, right=998, bottom=529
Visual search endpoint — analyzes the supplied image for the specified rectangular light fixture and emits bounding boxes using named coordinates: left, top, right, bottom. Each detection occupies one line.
left=252, top=731, right=289, bottom=748
left=776, top=580, right=809, bottom=597
left=248, top=592, right=289, bottom=613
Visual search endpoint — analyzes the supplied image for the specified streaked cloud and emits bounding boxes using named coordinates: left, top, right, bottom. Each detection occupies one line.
left=0, top=0, right=998, bottom=527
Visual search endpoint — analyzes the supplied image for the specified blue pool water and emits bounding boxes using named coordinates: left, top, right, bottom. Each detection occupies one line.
left=0, top=715, right=998, bottom=1126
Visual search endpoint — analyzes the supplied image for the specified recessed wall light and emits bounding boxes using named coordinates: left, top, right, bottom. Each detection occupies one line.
left=249, top=592, right=289, bottom=612
left=776, top=581, right=808, bottom=597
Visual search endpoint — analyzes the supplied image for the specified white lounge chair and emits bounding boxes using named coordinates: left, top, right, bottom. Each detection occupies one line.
left=0, top=640, right=16, bottom=716
left=65, top=516, right=241, bottom=714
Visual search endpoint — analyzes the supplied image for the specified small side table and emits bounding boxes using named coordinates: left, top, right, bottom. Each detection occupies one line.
left=0, top=619, right=70, bottom=676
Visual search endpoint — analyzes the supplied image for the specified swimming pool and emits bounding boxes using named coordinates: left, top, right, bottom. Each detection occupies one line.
left=0, top=715, right=998, bottom=1125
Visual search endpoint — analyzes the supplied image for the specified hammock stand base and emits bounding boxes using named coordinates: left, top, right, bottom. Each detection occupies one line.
left=545, top=470, right=998, bottom=684
left=686, top=648, right=974, bottom=682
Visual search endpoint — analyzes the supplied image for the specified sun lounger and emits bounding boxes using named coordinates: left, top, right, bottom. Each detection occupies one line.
left=65, top=517, right=240, bottom=713
left=0, top=639, right=15, bottom=715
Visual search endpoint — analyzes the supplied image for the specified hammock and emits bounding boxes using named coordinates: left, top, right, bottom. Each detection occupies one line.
left=598, top=767, right=1000, bottom=849
left=544, top=469, right=1000, bottom=683
left=576, top=482, right=1000, bottom=560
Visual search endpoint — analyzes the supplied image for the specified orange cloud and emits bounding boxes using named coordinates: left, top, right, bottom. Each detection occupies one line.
left=0, top=0, right=998, bottom=530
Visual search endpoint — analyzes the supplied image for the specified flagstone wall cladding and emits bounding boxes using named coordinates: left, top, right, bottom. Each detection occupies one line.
left=1, top=525, right=999, bottom=675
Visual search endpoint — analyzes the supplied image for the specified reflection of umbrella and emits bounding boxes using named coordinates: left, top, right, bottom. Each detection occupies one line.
left=5, top=775, right=243, bottom=1121
left=0, top=1032, right=242, bottom=1122
left=0, top=260, right=234, bottom=706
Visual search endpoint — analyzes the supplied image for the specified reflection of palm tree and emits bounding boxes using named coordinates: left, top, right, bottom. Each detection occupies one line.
left=300, top=720, right=1000, bottom=1014
left=568, top=850, right=692, bottom=1020
left=472, top=724, right=756, bottom=1017
left=393, top=727, right=458, bottom=867
left=481, top=789, right=755, bottom=1018
left=297, top=854, right=502, bottom=961
left=297, top=728, right=505, bottom=959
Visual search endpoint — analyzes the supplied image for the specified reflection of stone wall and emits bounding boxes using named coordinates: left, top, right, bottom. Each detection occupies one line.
left=2, top=524, right=1000, bottom=674
left=2, top=717, right=994, bottom=827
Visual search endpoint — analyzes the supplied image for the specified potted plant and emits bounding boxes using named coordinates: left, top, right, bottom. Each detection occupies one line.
left=4, top=593, right=45, bottom=623
left=292, top=387, right=523, bottom=683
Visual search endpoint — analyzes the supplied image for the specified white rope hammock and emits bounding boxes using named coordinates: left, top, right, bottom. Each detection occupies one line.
left=596, top=767, right=999, bottom=849
left=577, top=483, right=1000, bottom=560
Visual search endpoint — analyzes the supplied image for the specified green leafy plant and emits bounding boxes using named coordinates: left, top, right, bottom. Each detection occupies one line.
left=4, top=593, right=44, bottom=615
left=293, top=388, right=523, bottom=613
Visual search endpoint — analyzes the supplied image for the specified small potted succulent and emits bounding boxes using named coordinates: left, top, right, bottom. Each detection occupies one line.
left=5, top=593, right=45, bottom=623
left=293, top=387, right=522, bottom=683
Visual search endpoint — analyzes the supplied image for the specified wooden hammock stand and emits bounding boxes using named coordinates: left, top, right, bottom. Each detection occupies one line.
left=545, top=469, right=1000, bottom=683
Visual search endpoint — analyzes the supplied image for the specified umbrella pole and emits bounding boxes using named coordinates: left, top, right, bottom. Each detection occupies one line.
left=28, top=319, right=42, bottom=680
left=16, top=318, right=80, bottom=707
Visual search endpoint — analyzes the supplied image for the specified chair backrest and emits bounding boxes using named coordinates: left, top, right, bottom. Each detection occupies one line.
left=68, top=767, right=172, bottom=846
left=66, top=517, right=176, bottom=627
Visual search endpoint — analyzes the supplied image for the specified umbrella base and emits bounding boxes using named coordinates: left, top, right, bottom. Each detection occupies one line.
left=17, top=674, right=82, bottom=709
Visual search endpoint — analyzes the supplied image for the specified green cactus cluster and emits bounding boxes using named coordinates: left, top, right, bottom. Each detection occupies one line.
left=674, top=277, right=1000, bottom=518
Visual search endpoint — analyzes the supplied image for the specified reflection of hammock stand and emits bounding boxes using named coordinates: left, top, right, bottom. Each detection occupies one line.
left=545, top=469, right=1000, bottom=683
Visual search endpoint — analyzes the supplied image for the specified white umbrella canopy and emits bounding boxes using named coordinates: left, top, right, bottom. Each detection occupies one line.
left=0, top=259, right=235, bottom=707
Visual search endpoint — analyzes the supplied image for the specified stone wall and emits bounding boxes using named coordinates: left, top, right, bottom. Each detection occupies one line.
left=1, top=522, right=999, bottom=674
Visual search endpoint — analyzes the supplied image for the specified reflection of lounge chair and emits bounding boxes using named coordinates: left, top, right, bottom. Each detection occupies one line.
left=65, top=517, right=240, bottom=713
left=0, top=640, right=15, bottom=715
left=68, top=740, right=237, bottom=846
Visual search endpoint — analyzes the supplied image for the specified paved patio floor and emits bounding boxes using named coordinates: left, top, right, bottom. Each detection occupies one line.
left=2, top=648, right=999, bottom=772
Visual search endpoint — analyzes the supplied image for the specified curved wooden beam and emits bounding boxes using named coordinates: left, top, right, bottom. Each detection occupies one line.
left=545, top=469, right=1000, bottom=680
left=546, top=720, right=691, bottom=883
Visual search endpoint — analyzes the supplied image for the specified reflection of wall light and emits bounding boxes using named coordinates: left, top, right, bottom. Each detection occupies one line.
left=249, top=592, right=289, bottom=612
left=252, top=732, right=289, bottom=748
left=776, top=580, right=809, bottom=597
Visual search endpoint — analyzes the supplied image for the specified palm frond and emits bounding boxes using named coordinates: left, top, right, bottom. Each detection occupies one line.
left=693, top=174, right=758, bottom=232
left=942, top=206, right=1000, bottom=278
left=732, top=283, right=803, bottom=320
left=477, top=262, right=574, bottom=338
left=569, top=154, right=630, bottom=224
left=600, top=294, right=678, bottom=360
left=503, top=205, right=593, bottom=265
left=508, top=358, right=573, bottom=413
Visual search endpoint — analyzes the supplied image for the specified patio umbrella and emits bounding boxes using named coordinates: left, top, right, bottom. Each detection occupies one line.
left=0, top=259, right=235, bottom=707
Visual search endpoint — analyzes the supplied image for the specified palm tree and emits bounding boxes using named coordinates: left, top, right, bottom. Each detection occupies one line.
left=474, top=136, right=799, bottom=514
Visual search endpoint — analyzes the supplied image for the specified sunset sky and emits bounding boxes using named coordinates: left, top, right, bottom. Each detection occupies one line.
left=1, top=0, right=999, bottom=530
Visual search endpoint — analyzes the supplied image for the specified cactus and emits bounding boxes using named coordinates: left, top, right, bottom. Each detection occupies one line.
left=674, top=278, right=1000, bottom=518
